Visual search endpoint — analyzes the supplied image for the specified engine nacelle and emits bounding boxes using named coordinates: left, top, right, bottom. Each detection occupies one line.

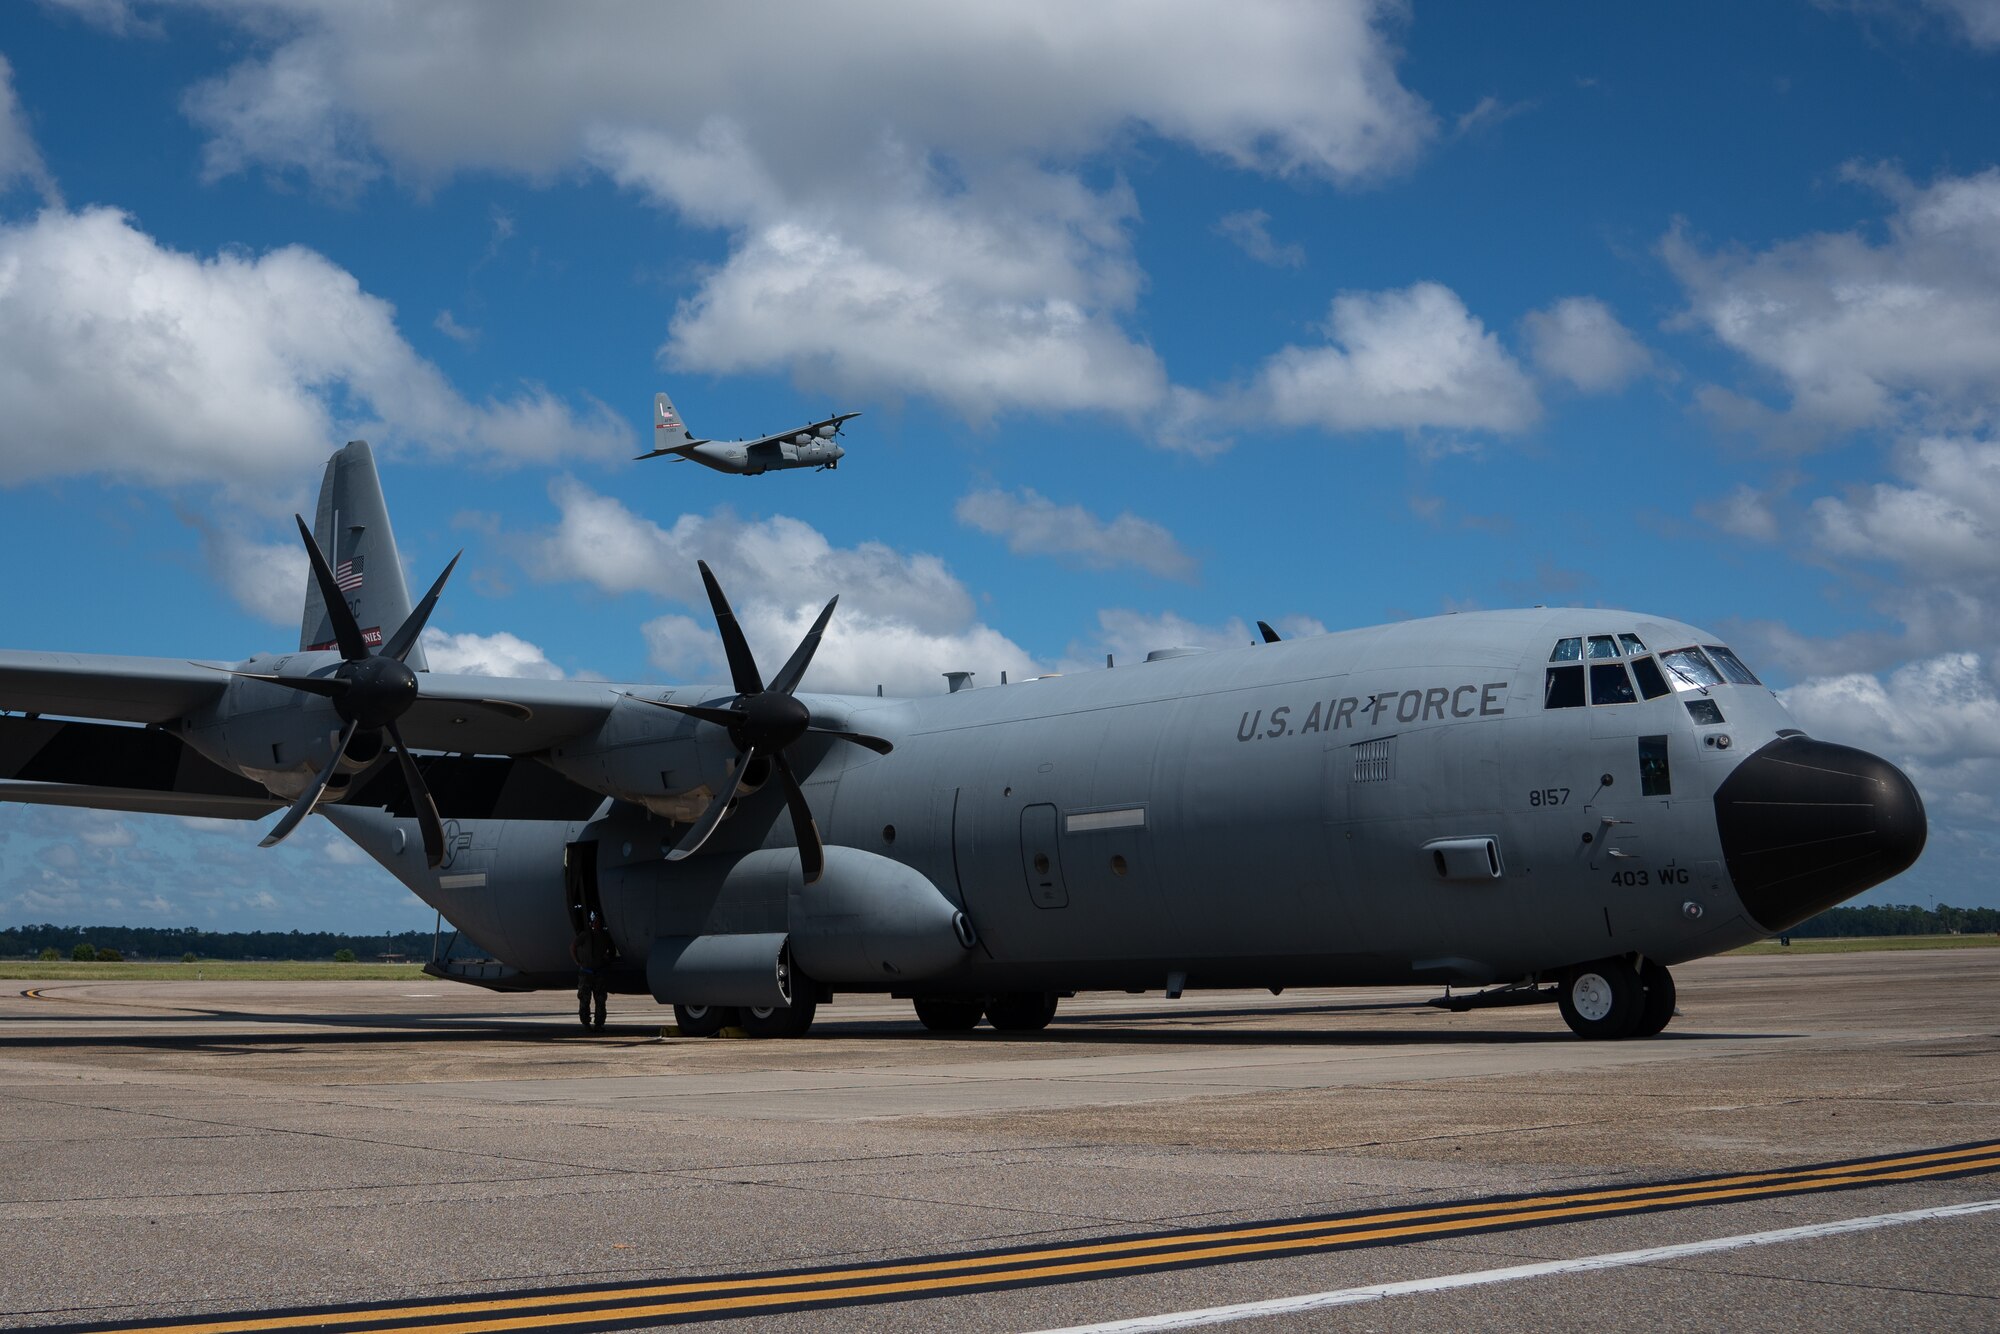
left=646, top=932, right=792, bottom=1008
left=712, top=845, right=974, bottom=985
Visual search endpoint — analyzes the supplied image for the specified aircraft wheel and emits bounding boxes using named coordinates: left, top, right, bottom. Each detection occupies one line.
left=913, top=998, right=982, bottom=1032
left=1630, top=960, right=1677, bottom=1038
left=740, top=995, right=819, bottom=1038
left=1557, top=958, right=1641, bottom=1039
left=986, top=992, right=1059, bottom=1033
left=674, top=1003, right=734, bottom=1037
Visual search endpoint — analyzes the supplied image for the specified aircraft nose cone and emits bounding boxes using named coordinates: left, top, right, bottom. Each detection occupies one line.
left=1712, top=735, right=1926, bottom=933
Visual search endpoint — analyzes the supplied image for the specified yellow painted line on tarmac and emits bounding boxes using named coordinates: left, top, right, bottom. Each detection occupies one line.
left=37, top=1139, right=2000, bottom=1334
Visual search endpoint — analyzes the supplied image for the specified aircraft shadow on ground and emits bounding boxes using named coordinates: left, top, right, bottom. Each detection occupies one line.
left=0, top=1009, right=1791, bottom=1050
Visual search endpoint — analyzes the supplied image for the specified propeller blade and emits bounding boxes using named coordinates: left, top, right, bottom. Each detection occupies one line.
left=803, top=726, right=894, bottom=756
left=383, top=551, right=463, bottom=663
left=259, top=720, right=357, bottom=848
left=385, top=721, right=445, bottom=868
left=623, top=695, right=742, bottom=730
left=194, top=664, right=350, bottom=699
left=698, top=559, right=764, bottom=696
left=664, top=746, right=756, bottom=863
left=295, top=515, right=371, bottom=661
left=1257, top=620, right=1282, bottom=644
left=772, top=749, right=824, bottom=886
left=769, top=595, right=837, bottom=697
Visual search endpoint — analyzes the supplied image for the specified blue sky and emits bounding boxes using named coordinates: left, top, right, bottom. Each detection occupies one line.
left=3, top=0, right=2000, bottom=931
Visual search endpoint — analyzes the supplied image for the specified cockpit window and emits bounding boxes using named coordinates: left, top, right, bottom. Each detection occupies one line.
left=1618, top=633, right=1647, bottom=655
left=1660, top=647, right=1724, bottom=690
left=1590, top=662, right=1637, bottom=705
left=1630, top=656, right=1671, bottom=699
left=1550, top=637, right=1582, bottom=662
left=1545, top=665, right=1585, bottom=708
left=1587, top=635, right=1619, bottom=660
left=1704, top=645, right=1762, bottom=686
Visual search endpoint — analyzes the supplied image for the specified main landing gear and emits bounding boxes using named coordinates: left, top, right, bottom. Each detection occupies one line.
left=913, top=992, right=1060, bottom=1034
left=1557, top=956, right=1676, bottom=1039
left=673, top=996, right=821, bottom=1039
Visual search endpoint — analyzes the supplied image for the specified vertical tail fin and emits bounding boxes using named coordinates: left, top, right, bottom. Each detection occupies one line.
left=656, top=392, right=694, bottom=444
left=299, top=441, right=427, bottom=671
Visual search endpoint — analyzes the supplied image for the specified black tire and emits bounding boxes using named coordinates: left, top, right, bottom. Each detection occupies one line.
left=913, top=998, right=983, bottom=1032
left=986, top=992, right=1059, bottom=1032
left=1631, top=960, right=1677, bottom=1038
left=1557, top=958, right=1642, bottom=1039
left=674, top=1003, right=734, bottom=1037
left=740, top=994, right=819, bottom=1038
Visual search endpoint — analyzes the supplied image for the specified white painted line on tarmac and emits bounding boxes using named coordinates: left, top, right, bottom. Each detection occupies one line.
left=1027, top=1196, right=2000, bottom=1333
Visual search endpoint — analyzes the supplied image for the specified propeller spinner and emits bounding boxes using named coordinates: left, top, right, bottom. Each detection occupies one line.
left=626, top=560, right=892, bottom=884
left=236, top=516, right=460, bottom=866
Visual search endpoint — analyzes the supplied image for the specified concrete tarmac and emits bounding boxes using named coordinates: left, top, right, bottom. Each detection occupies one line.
left=2, top=949, right=1997, bottom=1331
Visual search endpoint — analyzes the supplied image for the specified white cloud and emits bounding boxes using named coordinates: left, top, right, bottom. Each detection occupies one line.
left=419, top=629, right=566, bottom=679
left=1783, top=653, right=2000, bottom=761
left=1698, top=483, right=1782, bottom=543
left=0, top=53, right=60, bottom=206
left=1927, top=0, right=2000, bottom=46
left=534, top=480, right=1038, bottom=694
left=534, top=479, right=975, bottom=631
left=0, top=207, right=631, bottom=491
left=433, top=309, right=478, bottom=345
left=1811, top=435, right=2000, bottom=577
left=1666, top=165, right=2000, bottom=437
left=1215, top=209, right=1305, bottom=268
left=954, top=487, right=1197, bottom=581
left=644, top=604, right=1038, bottom=699
left=1251, top=282, right=1540, bottom=434
left=181, top=3, right=1433, bottom=191
left=1521, top=296, right=1652, bottom=393
left=164, top=2, right=1432, bottom=430
left=188, top=519, right=310, bottom=625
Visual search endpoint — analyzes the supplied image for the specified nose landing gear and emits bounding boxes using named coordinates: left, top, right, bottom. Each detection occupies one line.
left=1557, top=956, right=1677, bottom=1039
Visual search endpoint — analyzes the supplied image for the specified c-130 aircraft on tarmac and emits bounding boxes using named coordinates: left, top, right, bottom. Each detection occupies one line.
left=0, top=443, right=1924, bottom=1039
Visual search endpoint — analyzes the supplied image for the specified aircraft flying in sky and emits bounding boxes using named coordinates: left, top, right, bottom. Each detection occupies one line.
left=0, top=445, right=1926, bottom=1040
left=637, top=393, right=857, bottom=475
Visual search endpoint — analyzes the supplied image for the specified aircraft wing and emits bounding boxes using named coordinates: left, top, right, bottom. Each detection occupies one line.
left=398, top=674, right=623, bottom=755
left=0, top=715, right=279, bottom=820
left=0, top=651, right=229, bottom=725
left=634, top=437, right=713, bottom=461
left=0, top=714, right=608, bottom=822
left=735, top=412, right=860, bottom=452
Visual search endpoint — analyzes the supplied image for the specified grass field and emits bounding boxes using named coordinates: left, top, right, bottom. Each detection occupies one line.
left=1728, top=933, right=2000, bottom=956
left=0, top=960, right=429, bottom=982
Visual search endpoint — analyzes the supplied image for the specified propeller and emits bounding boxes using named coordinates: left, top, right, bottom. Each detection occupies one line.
left=625, top=560, right=892, bottom=884
left=240, top=515, right=460, bottom=866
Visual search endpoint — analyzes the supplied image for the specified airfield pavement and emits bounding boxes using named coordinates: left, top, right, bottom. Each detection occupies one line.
left=1, top=949, right=1997, bottom=1332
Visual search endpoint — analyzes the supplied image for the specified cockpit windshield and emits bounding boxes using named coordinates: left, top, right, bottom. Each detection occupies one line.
left=1659, top=647, right=1725, bottom=690
left=1704, top=645, right=1762, bottom=686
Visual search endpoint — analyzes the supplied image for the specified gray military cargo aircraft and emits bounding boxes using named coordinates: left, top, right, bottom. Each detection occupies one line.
left=636, top=392, right=856, bottom=474
left=0, top=443, right=1925, bottom=1040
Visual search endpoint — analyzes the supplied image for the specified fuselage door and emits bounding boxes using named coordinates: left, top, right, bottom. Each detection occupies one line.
left=1020, top=803, right=1069, bottom=909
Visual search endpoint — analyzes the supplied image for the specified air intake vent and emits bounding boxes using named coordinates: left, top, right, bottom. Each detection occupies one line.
left=1352, top=738, right=1394, bottom=783
left=1424, top=836, right=1505, bottom=881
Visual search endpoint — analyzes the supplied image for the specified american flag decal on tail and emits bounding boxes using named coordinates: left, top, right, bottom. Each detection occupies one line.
left=335, top=555, right=364, bottom=592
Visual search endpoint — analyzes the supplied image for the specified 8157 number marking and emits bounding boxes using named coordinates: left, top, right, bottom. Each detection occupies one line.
left=1528, top=787, right=1570, bottom=807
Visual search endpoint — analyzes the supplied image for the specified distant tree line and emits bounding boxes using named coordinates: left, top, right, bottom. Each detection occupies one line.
left=1, top=923, right=434, bottom=961
left=1783, top=903, right=2000, bottom=937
